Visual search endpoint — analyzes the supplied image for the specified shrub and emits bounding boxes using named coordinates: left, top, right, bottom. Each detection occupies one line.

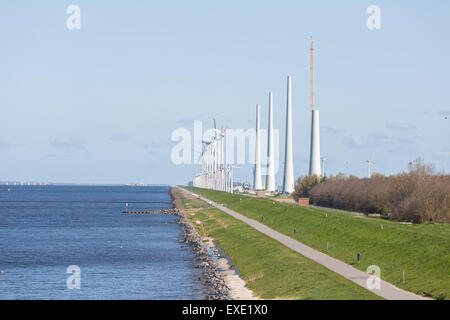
left=292, top=175, right=321, bottom=199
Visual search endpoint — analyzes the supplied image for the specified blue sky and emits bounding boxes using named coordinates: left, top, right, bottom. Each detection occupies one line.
left=0, top=1, right=449, bottom=185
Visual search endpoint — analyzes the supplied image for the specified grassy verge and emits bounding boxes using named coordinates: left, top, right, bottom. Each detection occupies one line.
left=182, top=199, right=380, bottom=299
left=186, top=187, right=450, bottom=300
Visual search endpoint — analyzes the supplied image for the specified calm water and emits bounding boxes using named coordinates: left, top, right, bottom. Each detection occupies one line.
left=0, top=185, right=205, bottom=299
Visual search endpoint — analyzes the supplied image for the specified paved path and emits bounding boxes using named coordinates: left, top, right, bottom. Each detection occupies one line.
left=181, top=188, right=426, bottom=300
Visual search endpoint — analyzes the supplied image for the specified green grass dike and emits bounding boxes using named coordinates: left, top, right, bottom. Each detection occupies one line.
left=181, top=195, right=380, bottom=299
left=185, top=187, right=450, bottom=300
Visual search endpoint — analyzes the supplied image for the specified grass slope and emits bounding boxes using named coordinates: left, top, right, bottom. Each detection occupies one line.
left=186, top=187, right=450, bottom=300
left=183, top=200, right=380, bottom=299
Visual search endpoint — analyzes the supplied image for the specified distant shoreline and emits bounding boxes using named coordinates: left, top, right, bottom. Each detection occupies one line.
left=0, top=182, right=171, bottom=187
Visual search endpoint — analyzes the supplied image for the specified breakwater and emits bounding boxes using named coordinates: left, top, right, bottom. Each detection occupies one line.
left=123, top=209, right=180, bottom=214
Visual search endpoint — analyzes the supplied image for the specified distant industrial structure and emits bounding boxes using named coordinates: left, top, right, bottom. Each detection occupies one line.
left=193, top=37, right=322, bottom=194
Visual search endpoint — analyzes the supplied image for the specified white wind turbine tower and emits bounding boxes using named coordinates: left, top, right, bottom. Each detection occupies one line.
left=362, top=157, right=375, bottom=178
left=213, top=141, right=218, bottom=188
left=309, top=109, right=321, bottom=177
left=228, top=165, right=242, bottom=193
left=201, top=139, right=214, bottom=188
left=266, top=92, right=276, bottom=192
left=213, top=123, right=226, bottom=191
left=254, top=104, right=263, bottom=190
left=308, top=37, right=321, bottom=177
left=282, top=76, right=294, bottom=193
left=212, top=119, right=219, bottom=190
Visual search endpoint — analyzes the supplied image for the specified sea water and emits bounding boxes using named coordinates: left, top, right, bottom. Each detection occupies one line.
left=0, top=185, right=205, bottom=299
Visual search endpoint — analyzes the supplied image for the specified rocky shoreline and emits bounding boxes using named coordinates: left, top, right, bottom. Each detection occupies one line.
left=178, top=216, right=232, bottom=300
left=169, top=187, right=232, bottom=300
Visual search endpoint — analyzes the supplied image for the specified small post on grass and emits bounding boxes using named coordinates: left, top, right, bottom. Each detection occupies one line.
left=326, top=241, right=328, bottom=251
left=357, top=252, right=361, bottom=264
left=294, top=228, right=297, bottom=234
left=261, top=216, right=264, bottom=222
left=403, top=271, right=405, bottom=283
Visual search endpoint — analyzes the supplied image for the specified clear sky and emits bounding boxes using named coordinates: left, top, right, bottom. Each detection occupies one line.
left=1, top=1, right=449, bottom=185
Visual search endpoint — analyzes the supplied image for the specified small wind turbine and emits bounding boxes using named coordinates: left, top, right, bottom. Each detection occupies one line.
left=229, top=165, right=242, bottom=193
left=362, top=159, right=374, bottom=178
left=200, top=140, right=212, bottom=172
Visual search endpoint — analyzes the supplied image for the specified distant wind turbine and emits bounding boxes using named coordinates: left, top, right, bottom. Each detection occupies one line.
left=362, top=159, right=375, bottom=178
left=321, top=157, right=326, bottom=178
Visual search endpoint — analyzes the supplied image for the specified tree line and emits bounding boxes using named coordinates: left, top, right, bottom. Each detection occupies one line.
left=292, top=159, right=449, bottom=224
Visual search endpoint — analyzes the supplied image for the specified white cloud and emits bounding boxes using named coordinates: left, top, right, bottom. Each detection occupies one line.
left=137, top=142, right=163, bottom=150
left=437, top=110, right=450, bottom=117
left=0, top=140, right=26, bottom=148
left=343, top=134, right=365, bottom=148
left=109, top=134, right=130, bottom=142
left=386, top=122, right=417, bottom=131
left=366, top=132, right=389, bottom=147
left=343, top=132, right=390, bottom=149
left=51, top=137, right=86, bottom=149
left=323, top=126, right=345, bottom=135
